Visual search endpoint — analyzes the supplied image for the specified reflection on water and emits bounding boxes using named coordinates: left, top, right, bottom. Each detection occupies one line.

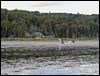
left=36, top=66, right=81, bottom=75
left=1, top=54, right=99, bottom=75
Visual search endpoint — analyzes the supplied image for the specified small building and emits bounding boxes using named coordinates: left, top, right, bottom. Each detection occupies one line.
left=34, top=32, right=44, bottom=38
left=26, top=32, right=55, bottom=38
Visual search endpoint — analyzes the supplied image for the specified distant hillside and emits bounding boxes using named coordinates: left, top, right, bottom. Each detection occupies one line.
left=1, top=8, right=99, bottom=38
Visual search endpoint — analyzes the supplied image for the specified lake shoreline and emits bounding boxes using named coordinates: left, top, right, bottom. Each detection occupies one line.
left=1, top=40, right=99, bottom=58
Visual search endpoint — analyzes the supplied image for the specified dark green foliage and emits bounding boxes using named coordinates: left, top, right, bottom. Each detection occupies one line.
left=1, top=8, right=99, bottom=38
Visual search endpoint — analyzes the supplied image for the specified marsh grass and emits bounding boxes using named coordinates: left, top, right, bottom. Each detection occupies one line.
left=1, top=37, right=93, bottom=41
left=1, top=46, right=98, bottom=60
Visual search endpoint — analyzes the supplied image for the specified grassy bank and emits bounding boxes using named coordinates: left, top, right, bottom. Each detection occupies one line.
left=1, top=37, right=94, bottom=41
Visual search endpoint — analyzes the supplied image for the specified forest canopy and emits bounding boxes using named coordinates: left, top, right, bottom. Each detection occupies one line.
left=1, top=8, right=99, bottom=38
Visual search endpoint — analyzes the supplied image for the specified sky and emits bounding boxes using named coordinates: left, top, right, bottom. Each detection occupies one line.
left=1, top=1, right=99, bottom=15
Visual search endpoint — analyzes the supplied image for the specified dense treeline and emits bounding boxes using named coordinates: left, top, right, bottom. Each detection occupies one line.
left=1, top=8, right=99, bottom=38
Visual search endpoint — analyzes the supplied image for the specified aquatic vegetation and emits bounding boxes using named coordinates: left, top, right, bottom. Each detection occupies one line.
left=1, top=45, right=99, bottom=59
